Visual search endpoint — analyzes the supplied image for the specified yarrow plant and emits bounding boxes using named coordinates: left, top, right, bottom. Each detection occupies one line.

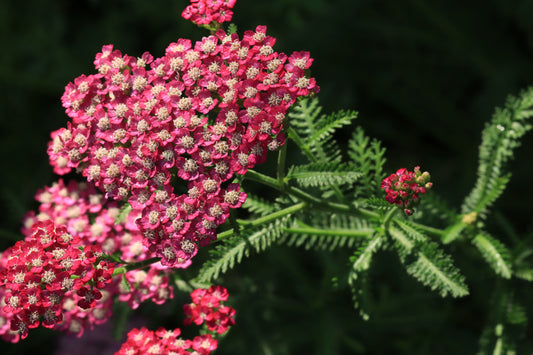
left=3, top=0, right=533, bottom=354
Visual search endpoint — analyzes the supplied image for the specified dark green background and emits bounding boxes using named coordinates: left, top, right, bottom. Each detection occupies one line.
left=1, top=0, right=533, bottom=354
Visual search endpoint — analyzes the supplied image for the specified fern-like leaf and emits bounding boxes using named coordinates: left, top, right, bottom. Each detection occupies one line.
left=475, top=174, right=510, bottom=213
left=463, top=87, right=533, bottom=218
left=389, top=226, right=468, bottom=298
left=289, top=98, right=357, bottom=163
left=227, top=23, right=238, bottom=35
left=514, top=267, right=533, bottom=281
left=472, top=232, right=512, bottom=279
left=363, top=197, right=391, bottom=209
left=441, top=219, right=469, bottom=244
left=242, top=194, right=278, bottom=216
left=308, top=109, right=358, bottom=150
left=348, top=126, right=387, bottom=197
left=347, top=234, right=383, bottom=319
left=196, top=217, right=290, bottom=283
left=282, top=214, right=375, bottom=251
left=286, top=162, right=361, bottom=189
left=405, top=242, right=469, bottom=298
left=393, top=219, right=429, bottom=243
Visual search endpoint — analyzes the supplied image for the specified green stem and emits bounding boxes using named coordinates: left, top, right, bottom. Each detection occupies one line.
left=402, top=220, right=445, bottom=237
left=245, top=169, right=380, bottom=220
left=277, top=142, right=287, bottom=187
left=244, top=169, right=446, bottom=237
left=383, top=207, right=399, bottom=227
left=286, top=225, right=374, bottom=238
left=287, top=127, right=314, bottom=161
left=215, top=202, right=307, bottom=243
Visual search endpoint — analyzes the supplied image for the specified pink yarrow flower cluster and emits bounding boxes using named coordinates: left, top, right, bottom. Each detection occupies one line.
left=1, top=179, right=175, bottom=341
left=116, top=285, right=233, bottom=354
left=0, top=220, right=115, bottom=339
left=49, top=26, right=319, bottom=267
left=182, top=0, right=236, bottom=25
left=0, top=180, right=174, bottom=343
left=116, top=327, right=217, bottom=355
left=381, top=166, right=432, bottom=215
left=183, top=285, right=235, bottom=333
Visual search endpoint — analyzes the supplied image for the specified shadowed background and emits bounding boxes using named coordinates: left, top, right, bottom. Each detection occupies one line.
left=1, top=0, right=533, bottom=354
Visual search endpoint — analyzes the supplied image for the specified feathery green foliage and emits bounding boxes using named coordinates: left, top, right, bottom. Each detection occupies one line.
left=281, top=213, right=374, bottom=251
left=347, top=234, right=383, bottom=319
left=462, top=88, right=533, bottom=218
left=348, top=126, right=387, bottom=197
left=405, top=242, right=469, bottom=298
left=114, top=203, right=132, bottom=225
left=286, top=162, right=362, bottom=189
left=472, top=232, right=512, bottom=279
left=196, top=216, right=291, bottom=283
left=363, top=197, right=392, bottom=209
left=441, top=218, right=470, bottom=244
left=241, top=194, right=278, bottom=216
left=389, top=225, right=468, bottom=297
left=393, top=219, right=429, bottom=244
left=289, top=98, right=357, bottom=163
left=227, top=23, right=238, bottom=35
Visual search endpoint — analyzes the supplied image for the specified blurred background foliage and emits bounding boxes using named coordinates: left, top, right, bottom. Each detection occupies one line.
left=1, top=0, right=533, bottom=354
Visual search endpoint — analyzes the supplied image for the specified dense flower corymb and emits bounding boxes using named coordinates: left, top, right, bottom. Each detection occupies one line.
left=116, top=326, right=218, bottom=355
left=14, top=179, right=176, bottom=340
left=116, top=285, right=235, bottom=355
left=183, top=285, right=235, bottom=334
left=0, top=220, right=115, bottom=339
left=381, top=166, right=432, bottom=215
left=49, top=25, right=319, bottom=267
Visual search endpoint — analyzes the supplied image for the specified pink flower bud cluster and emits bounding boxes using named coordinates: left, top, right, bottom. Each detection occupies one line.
left=381, top=166, right=432, bottom=215
left=48, top=26, right=318, bottom=267
left=182, top=0, right=237, bottom=25
left=116, top=327, right=218, bottom=355
left=183, top=285, right=235, bottom=334
left=0, top=220, right=115, bottom=339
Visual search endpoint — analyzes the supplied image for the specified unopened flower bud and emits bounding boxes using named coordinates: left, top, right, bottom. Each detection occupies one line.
left=381, top=166, right=433, bottom=216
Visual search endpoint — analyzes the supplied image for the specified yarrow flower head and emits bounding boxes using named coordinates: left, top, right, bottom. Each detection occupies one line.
left=182, top=0, right=237, bottom=26
left=49, top=24, right=319, bottom=268
left=0, top=220, right=115, bottom=339
left=183, top=285, right=235, bottom=334
left=381, top=166, right=432, bottom=216
left=6, top=179, right=176, bottom=341
left=116, top=326, right=218, bottom=355
left=117, top=286, right=234, bottom=355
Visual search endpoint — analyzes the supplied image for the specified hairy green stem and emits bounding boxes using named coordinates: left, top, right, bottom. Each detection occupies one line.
left=383, top=207, right=399, bottom=227
left=401, top=220, right=445, bottom=237
left=244, top=169, right=445, bottom=237
left=215, top=202, right=307, bottom=243
left=245, top=169, right=380, bottom=220
left=287, top=127, right=314, bottom=161
left=277, top=142, right=287, bottom=187
left=286, top=225, right=374, bottom=238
